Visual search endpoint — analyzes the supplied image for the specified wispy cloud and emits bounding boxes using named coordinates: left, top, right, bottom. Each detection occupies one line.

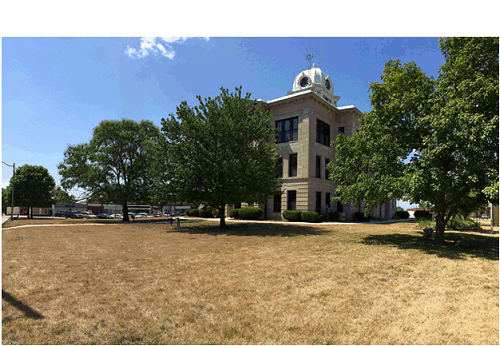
left=125, top=37, right=209, bottom=59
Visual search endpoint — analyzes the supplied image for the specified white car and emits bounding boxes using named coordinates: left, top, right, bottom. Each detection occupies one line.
left=110, top=214, right=123, bottom=219
left=80, top=211, right=97, bottom=219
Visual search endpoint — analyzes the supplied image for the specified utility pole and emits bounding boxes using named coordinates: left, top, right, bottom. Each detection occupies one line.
left=2, top=161, right=15, bottom=219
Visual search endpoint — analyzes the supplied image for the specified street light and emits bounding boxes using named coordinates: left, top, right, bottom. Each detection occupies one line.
left=2, top=161, right=15, bottom=219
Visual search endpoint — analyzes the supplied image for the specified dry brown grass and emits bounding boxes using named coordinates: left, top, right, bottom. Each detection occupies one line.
left=2, top=220, right=498, bottom=344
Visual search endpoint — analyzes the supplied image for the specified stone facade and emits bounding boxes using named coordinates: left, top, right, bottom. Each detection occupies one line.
left=235, top=64, right=397, bottom=221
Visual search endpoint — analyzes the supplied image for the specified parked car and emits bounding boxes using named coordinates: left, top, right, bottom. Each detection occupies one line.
left=110, top=213, right=123, bottom=219
left=80, top=211, right=97, bottom=219
left=73, top=212, right=84, bottom=219
left=55, top=210, right=77, bottom=218
left=96, top=213, right=111, bottom=219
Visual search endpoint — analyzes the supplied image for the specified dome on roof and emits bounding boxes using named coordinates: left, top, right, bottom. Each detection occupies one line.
left=290, top=63, right=340, bottom=106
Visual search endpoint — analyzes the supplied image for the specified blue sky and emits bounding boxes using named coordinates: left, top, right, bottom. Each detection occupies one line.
left=0, top=36, right=455, bottom=209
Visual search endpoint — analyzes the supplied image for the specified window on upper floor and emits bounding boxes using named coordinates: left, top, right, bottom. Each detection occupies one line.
left=276, top=117, right=298, bottom=143
left=338, top=126, right=345, bottom=135
left=276, top=155, right=283, bottom=178
left=316, top=119, right=330, bottom=146
left=316, top=155, right=321, bottom=178
left=325, top=158, right=330, bottom=180
left=289, top=153, right=298, bottom=177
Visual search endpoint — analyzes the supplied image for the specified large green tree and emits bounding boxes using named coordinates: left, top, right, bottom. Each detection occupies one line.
left=4, top=164, right=56, bottom=218
left=329, top=37, right=498, bottom=243
left=154, top=86, right=280, bottom=228
left=52, top=186, right=77, bottom=204
left=58, top=119, right=161, bottom=222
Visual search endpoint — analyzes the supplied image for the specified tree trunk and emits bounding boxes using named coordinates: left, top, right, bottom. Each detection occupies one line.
left=219, top=204, right=226, bottom=229
left=123, top=201, right=130, bottom=222
left=30, top=205, right=33, bottom=219
left=435, top=213, right=446, bottom=244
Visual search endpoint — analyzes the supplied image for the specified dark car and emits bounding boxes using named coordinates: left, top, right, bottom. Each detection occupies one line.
left=55, top=210, right=76, bottom=218
left=96, top=213, right=111, bottom=219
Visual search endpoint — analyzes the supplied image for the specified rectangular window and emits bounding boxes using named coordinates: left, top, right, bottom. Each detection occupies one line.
left=289, top=153, right=298, bottom=177
left=316, top=119, right=331, bottom=146
left=338, top=126, right=345, bottom=135
left=316, top=192, right=321, bottom=214
left=316, top=155, right=321, bottom=178
left=287, top=190, right=297, bottom=210
left=276, top=117, right=298, bottom=144
left=326, top=192, right=331, bottom=207
left=276, top=156, right=283, bottom=178
left=234, top=203, right=241, bottom=209
left=273, top=194, right=281, bottom=213
left=325, top=158, right=330, bottom=180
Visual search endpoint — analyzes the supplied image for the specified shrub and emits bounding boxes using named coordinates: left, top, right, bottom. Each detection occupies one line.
left=228, top=208, right=240, bottom=219
left=319, top=213, right=327, bottom=222
left=199, top=208, right=214, bottom=218
left=301, top=211, right=320, bottom=223
left=392, top=212, right=400, bottom=220
left=283, top=210, right=302, bottom=222
left=414, top=210, right=432, bottom=219
left=188, top=209, right=199, bottom=217
left=238, top=207, right=263, bottom=220
left=353, top=211, right=371, bottom=222
left=396, top=210, right=410, bottom=219
left=329, top=211, right=340, bottom=221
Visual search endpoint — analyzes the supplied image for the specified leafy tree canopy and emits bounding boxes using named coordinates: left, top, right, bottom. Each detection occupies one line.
left=52, top=186, right=77, bottom=204
left=58, top=119, right=161, bottom=222
left=154, top=86, right=280, bottom=228
left=4, top=164, right=56, bottom=218
left=328, top=37, right=499, bottom=243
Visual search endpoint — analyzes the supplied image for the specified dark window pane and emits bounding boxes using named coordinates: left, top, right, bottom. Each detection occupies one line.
left=284, top=119, right=291, bottom=131
left=287, top=190, right=297, bottom=210
left=273, top=194, right=281, bottom=213
left=326, top=192, right=331, bottom=207
left=316, top=156, right=321, bottom=178
left=293, top=118, right=298, bottom=129
left=289, top=153, right=297, bottom=177
left=316, top=192, right=321, bottom=214
left=325, top=158, right=330, bottom=180
left=292, top=130, right=298, bottom=141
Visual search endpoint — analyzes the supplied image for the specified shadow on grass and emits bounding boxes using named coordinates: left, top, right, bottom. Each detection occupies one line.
left=362, top=231, right=499, bottom=260
left=170, top=222, right=329, bottom=237
left=2, top=289, right=44, bottom=322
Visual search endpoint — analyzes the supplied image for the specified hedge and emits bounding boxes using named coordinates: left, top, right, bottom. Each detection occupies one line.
left=396, top=210, right=410, bottom=219
left=319, top=213, right=327, bottom=222
left=329, top=211, right=340, bottom=221
left=228, top=208, right=240, bottom=219
left=414, top=210, right=432, bottom=219
left=301, top=211, right=320, bottom=223
left=199, top=208, right=215, bottom=218
left=353, top=211, right=371, bottom=222
left=238, top=206, right=263, bottom=220
left=188, top=209, right=199, bottom=217
left=283, top=210, right=302, bottom=222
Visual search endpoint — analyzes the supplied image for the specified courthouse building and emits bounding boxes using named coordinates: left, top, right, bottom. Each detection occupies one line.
left=252, top=63, right=397, bottom=221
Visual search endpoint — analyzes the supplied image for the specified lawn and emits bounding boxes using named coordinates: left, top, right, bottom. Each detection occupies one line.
left=2, top=220, right=498, bottom=344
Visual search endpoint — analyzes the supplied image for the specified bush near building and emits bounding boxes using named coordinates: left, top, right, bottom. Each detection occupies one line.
left=353, top=211, right=371, bottom=222
left=199, top=208, right=215, bottom=218
left=188, top=209, right=199, bottom=217
left=329, top=211, right=340, bottom=221
left=238, top=207, right=263, bottom=220
left=283, top=210, right=302, bottom=222
left=414, top=210, right=432, bottom=219
left=228, top=209, right=240, bottom=219
left=396, top=210, right=410, bottom=219
left=301, top=211, right=320, bottom=223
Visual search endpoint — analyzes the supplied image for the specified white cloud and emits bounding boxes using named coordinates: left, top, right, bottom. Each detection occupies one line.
left=125, top=37, right=209, bottom=59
